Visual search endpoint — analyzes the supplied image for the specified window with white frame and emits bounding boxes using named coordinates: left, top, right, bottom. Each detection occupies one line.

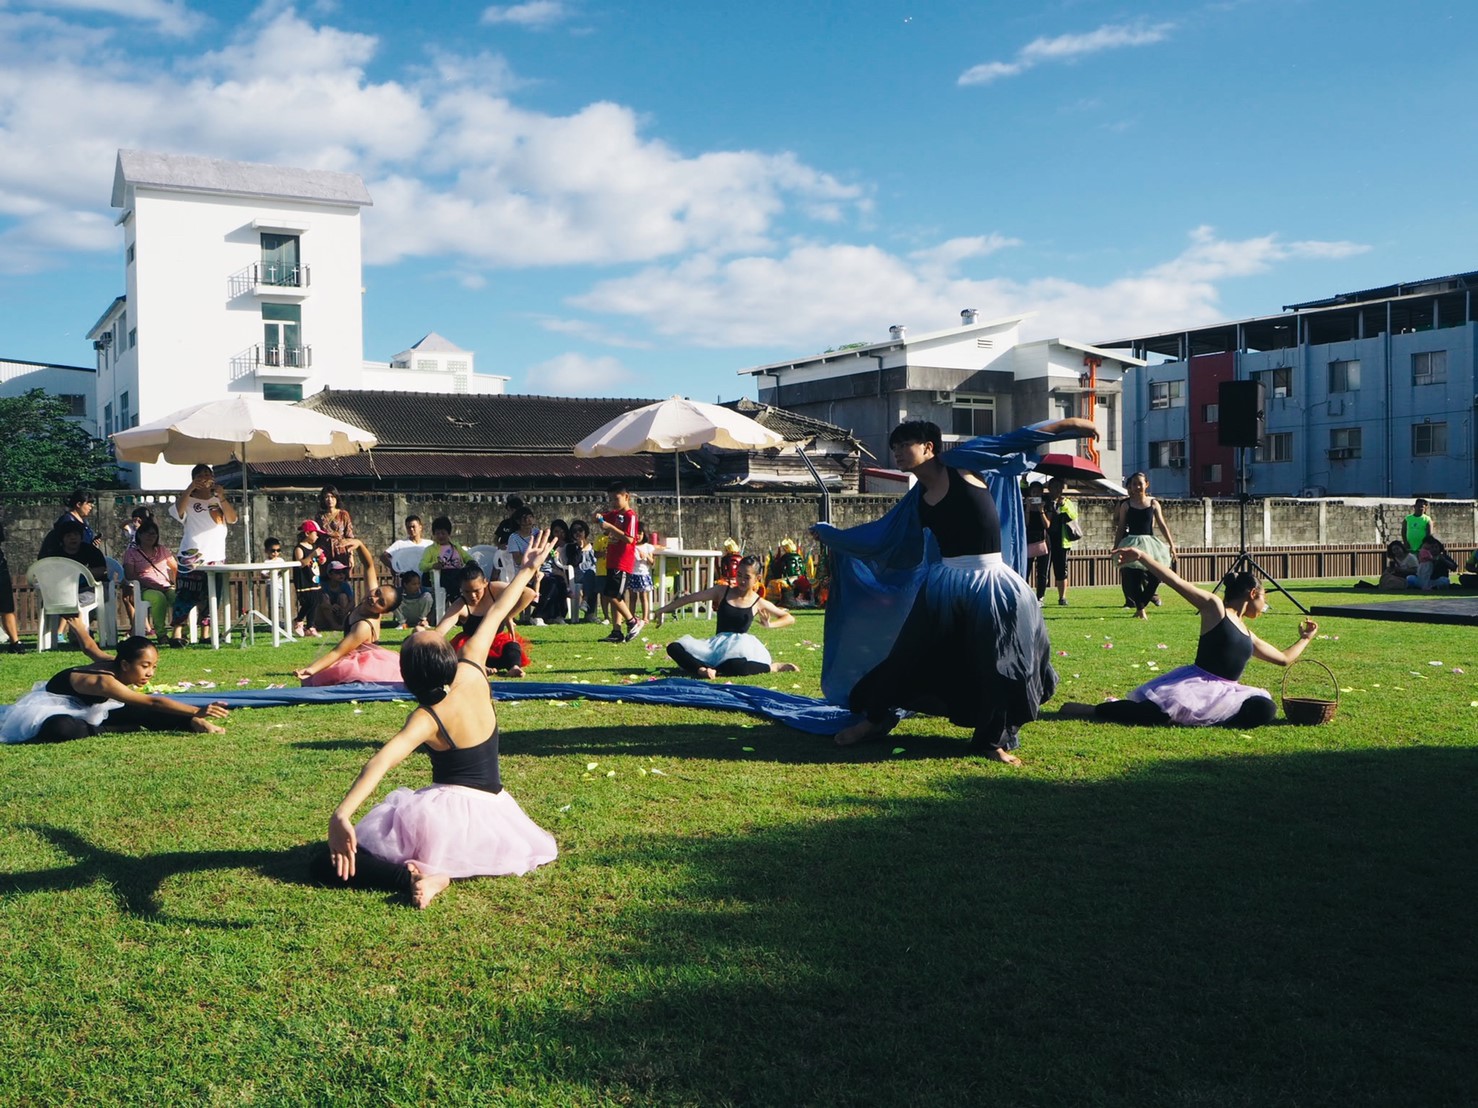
left=1150, top=440, right=1186, bottom=468
left=1201, top=463, right=1223, bottom=483
left=1328, top=359, right=1360, bottom=393
left=950, top=395, right=996, bottom=438
left=1412, top=421, right=1447, bottom=456
left=1413, top=351, right=1447, bottom=385
left=1149, top=380, right=1185, bottom=410
left=1255, top=432, right=1293, bottom=462
left=1202, top=403, right=1219, bottom=423
left=1259, top=366, right=1293, bottom=399
left=1328, top=426, right=1362, bottom=460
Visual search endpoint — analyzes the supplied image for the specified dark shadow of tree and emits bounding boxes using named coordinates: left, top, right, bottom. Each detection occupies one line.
left=497, top=747, right=1478, bottom=1106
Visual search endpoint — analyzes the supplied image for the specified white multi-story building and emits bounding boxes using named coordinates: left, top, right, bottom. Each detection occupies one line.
left=737, top=311, right=1141, bottom=480
left=1, top=358, right=95, bottom=425
left=93, top=150, right=505, bottom=486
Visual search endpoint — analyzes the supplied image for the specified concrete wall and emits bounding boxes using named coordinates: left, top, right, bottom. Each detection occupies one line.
left=5, top=491, right=1475, bottom=568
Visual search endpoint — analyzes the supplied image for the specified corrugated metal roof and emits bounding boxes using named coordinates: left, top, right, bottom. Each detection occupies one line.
left=114, top=149, right=373, bottom=208
left=296, top=390, right=661, bottom=451
left=719, top=397, right=863, bottom=447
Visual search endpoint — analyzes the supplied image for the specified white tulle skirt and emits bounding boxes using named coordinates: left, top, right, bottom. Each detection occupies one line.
left=669, top=631, right=772, bottom=669
left=0, top=684, right=122, bottom=744
left=1128, top=664, right=1271, bottom=726
left=354, top=784, right=558, bottom=878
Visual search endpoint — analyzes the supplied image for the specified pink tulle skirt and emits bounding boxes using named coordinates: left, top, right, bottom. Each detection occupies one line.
left=303, top=643, right=404, bottom=687
left=354, top=784, right=558, bottom=878
left=1129, top=664, right=1271, bottom=726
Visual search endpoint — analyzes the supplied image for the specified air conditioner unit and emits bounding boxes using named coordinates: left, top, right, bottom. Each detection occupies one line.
left=1273, top=387, right=1288, bottom=398
left=932, top=390, right=954, bottom=404
left=1169, top=458, right=1187, bottom=469
left=1327, top=448, right=1353, bottom=460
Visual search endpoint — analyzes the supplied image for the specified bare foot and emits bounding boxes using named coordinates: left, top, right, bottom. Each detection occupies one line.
left=1055, top=701, right=1098, bottom=719
left=1133, top=609, right=1148, bottom=620
left=188, top=718, right=227, bottom=734
left=772, top=662, right=801, bottom=673
left=406, top=863, right=451, bottom=909
left=505, top=665, right=524, bottom=678
left=696, top=666, right=717, bottom=680
left=834, top=717, right=895, bottom=747
left=981, top=747, right=1022, bottom=765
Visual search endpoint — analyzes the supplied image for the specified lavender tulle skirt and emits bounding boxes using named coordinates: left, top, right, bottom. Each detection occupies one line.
left=1128, top=664, right=1271, bottom=726
left=303, top=643, right=404, bottom=687
left=354, top=784, right=558, bottom=878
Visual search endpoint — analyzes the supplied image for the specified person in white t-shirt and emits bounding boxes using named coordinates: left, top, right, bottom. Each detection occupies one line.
left=168, top=463, right=237, bottom=642
left=380, top=514, right=433, bottom=577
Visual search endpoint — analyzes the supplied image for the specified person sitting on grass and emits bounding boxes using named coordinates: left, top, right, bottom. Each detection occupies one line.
left=433, top=563, right=535, bottom=677
left=1355, top=540, right=1417, bottom=591
left=1057, top=550, right=1319, bottom=728
left=1409, top=535, right=1457, bottom=591
left=0, top=623, right=229, bottom=743
left=294, top=582, right=403, bottom=687
left=392, top=570, right=435, bottom=630
left=313, top=529, right=560, bottom=909
left=312, top=561, right=356, bottom=632
left=654, top=555, right=802, bottom=679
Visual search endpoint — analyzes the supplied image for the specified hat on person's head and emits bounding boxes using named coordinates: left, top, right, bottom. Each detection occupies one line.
left=300, top=520, right=322, bottom=534
left=328, top=560, right=348, bottom=571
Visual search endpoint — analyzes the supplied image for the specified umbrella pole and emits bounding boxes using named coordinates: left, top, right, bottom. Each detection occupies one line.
left=241, top=445, right=256, bottom=645
left=674, top=453, right=682, bottom=544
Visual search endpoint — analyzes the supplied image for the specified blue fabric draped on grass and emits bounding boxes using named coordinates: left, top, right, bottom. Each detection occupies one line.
left=0, top=679, right=856, bottom=737
left=812, top=421, right=1076, bottom=707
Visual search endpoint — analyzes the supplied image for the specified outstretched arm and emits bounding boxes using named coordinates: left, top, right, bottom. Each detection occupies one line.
left=71, top=669, right=229, bottom=731
left=1035, top=416, right=1100, bottom=441
left=755, top=598, right=795, bottom=630
left=653, top=584, right=727, bottom=624
left=328, top=718, right=432, bottom=879
left=1112, top=549, right=1219, bottom=614
left=461, top=530, right=555, bottom=661
left=1251, top=619, right=1319, bottom=667
left=295, top=619, right=373, bottom=680
left=433, top=598, right=468, bottom=637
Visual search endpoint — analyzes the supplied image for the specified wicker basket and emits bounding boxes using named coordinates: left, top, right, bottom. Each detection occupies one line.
left=1281, top=658, right=1339, bottom=725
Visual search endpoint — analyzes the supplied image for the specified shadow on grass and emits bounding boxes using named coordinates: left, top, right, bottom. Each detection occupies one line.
left=507, top=747, right=1477, bottom=1106
left=290, top=738, right=382, bottom=751
left=3, top=825, right=311, bottom=924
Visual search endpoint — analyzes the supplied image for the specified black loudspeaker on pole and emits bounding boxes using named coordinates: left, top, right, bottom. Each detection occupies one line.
left=1218, top=380, right=1265, bottom=448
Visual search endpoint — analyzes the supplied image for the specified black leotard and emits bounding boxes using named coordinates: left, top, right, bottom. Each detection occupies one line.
left=422, top=661, right=502, bottom=793
left=1124, top=502, right=1154, bottom=536
left=1194, top=615, right=1254, bottom=681
left=715, top=587, right=760, bottom=634
left=45, top=666, right=114, bottom=704
left=917, top=468, right=1001, bottom=557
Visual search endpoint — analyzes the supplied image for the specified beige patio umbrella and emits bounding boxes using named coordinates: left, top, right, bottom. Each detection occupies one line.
left=572, top=396, right=786, bottom=541
left=111, top=396, right=378, bottom=563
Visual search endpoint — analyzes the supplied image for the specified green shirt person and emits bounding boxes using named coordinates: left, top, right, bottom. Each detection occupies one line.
left=1404, top=498, right=1431, bottom=554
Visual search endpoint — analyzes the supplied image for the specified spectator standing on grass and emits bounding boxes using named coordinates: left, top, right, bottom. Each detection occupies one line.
left=315, top=485, right=377, bottom=593
left=1044, top=476, right=1079, bottom=607
left=1404, top=498, right=1432, bottom=555
left=0, top=518, right=22, bottom=652
left=594, top=482, right=644, bottom=643
left=1022, top=480, right=1051, bottom=601
left=170, top=464, right=236, bottom=639
left=293, top=521, right=327, bottom=638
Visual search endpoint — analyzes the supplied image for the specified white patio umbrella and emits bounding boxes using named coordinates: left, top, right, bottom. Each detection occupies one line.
left=572, top=396, right=786, bottom=541
left=111, top=396, right=378, bottom=563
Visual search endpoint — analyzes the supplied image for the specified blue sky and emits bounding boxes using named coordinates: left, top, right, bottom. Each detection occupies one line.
left=1, top=0, right=1474, bottom=402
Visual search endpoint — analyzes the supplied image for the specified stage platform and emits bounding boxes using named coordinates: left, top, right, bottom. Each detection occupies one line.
left=1311, top=595, right=1478, bottom=626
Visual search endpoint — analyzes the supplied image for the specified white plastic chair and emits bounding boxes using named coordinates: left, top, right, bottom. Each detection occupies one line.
left=127, top=579, right=198, bottom=642
left=27, top=557, right=110, bottom=651
left=387, top=544, right=428, bottom=577
left=468, top=544, right=502, bottom=581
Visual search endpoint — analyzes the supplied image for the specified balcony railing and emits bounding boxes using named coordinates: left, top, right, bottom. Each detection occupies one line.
left=230, top=345, right=313, bottom=381
left=228, top=263, right=312, bottom=298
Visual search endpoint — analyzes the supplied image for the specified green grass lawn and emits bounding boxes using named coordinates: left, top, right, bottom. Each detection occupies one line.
left=1, top=581, right=1474, bottom=1106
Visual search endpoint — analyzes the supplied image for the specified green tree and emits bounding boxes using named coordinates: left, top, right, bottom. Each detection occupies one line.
left=0, top=389, right=120, bottom=492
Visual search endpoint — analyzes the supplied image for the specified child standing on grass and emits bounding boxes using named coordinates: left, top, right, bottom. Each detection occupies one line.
left=313, top=531, right=559, bottom=909
left=292, top=520, right=326, bottom=639
left=627, top=529, right=656, bottom=622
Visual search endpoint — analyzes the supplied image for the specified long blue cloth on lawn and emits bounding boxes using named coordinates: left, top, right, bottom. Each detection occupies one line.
left=812, top=421, right=1082, bottom=707
left=0, top=680, right=855, bottom=736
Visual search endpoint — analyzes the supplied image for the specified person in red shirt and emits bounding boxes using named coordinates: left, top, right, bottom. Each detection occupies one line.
left=594, top=482, right=644, bottom=643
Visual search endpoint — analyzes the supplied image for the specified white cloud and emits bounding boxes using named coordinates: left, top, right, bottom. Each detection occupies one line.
left=26, top=0, right=204, bottom=37
left=960, top=21, right=1175, bottom=86
left=0, top=8, right=864, bottom=274
left=523, top=352, right=633, bottom=395
left=571, top=228, right=1370, bottom=351
left=910, top=234, right=1020, bottom=274
left=481, top=1, right=568, bottom=29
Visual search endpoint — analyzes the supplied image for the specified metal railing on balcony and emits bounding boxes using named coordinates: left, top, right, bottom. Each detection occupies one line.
left=227, top=263, right=312, bottom=298
left=229, top=345, right=313, bottom=380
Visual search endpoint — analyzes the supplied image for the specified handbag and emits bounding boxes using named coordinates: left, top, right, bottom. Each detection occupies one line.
left=1026, top=540, right=1049, bottom=559
left=1065, top=519, right=1084, bottom=543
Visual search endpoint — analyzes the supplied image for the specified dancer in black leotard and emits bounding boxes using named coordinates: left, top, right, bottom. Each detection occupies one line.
left=654, top=556, right=801, bottom=678
left=0, top=625, right=228, bottom=743
left=1113, top=471, right=1177, bottom=619
left=314, top=530, right=560, bottom=909
left=1058, top=551, right=1319, bottom=728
